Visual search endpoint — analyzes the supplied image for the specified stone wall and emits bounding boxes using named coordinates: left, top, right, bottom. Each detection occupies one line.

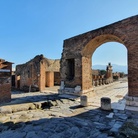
left=0, top=72, right=11, bottom=104
left=15, top=55, right=60, bottom=92
left=60, top=15, right=138, bottom=97
left=0, top=59, right=13, bottom=104
left=54, top=72, right=60, bottom=85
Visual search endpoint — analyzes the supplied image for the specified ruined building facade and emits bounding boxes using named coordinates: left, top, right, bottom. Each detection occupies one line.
left=0, top=59, right=13, bottom=103
left=59, top=15, right=138, bottom=106
left=15, top=55, right=60, bottom=92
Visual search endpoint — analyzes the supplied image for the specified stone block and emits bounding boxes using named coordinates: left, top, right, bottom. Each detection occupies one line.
left=101, top=97, right=111, bottom=110
left=125, top=95, right=133, bottom=101
left=74, top=85, right=81, bottom=92
left=80, top=95, right=88, bottom=106
left=125, top=96, right=138, bottom=107
left=60, top=81, right=65, bottom=90
left=133, top=97, right=138, bottom=102
left=106, top=112, right=114, bottom=118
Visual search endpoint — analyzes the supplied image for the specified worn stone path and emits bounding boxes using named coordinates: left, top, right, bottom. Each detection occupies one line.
left=0, top=78, right=138, bottom=138
left=92, top=78, right=128, bottom=110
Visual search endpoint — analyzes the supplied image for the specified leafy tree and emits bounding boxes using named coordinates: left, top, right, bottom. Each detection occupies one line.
left=100, top=70, right=106, bottom=75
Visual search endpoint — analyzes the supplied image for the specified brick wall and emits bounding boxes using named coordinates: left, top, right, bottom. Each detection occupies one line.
left=46, top=72, right=54, bottom=87
left=16, top=55, right=60, bottom=92
left=0, top=73, right=11, bottom=104
left=0, top=59, right=12, bottom=103
left=0, top=83, right=11, bottom=103
left=60, top=15, right=138, bottom=96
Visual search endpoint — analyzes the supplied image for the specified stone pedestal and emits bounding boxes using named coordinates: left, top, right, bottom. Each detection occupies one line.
left=80, top=95, right=88, bottom=106
left=74, top=85, right=81, bottom=93
left=60, top=81, right=65, bottom=90
left=125, top=95, right=138, bottom=106
left=101, top=97, right=111, bottom=110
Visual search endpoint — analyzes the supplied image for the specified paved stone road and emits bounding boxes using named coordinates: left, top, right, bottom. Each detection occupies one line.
left=0, top=78, right=138, bottom=138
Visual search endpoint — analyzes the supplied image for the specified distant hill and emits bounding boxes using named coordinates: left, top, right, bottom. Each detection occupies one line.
left=92, top=64, right=128, bottom=74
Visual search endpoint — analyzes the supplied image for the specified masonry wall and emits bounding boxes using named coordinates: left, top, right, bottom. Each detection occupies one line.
left=0, top=72, right=11, bottom=103
left=16, top=55, right=60, bottom=92
left=0, top=83, right=11, bottom=103
left=16, top=55, right=41, bottom=91
left=46, top=72, right=54, bottom=87
left=54, top=72, right=60, bottom=85
left=0, top=59, right=12, bottom=103
left=60, top=15, right=138, bottom=96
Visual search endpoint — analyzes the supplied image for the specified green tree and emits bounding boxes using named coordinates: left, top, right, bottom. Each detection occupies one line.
left=100, top=70, right=106, bottom=75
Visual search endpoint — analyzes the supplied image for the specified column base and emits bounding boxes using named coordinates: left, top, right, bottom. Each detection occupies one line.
left=58, top=87, right=95, bottom=97
left=125, top=95, right=138, bottom=107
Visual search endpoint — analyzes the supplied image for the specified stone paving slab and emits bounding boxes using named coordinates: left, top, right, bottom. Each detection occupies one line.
left=125, top=105, right=138, bottom=111
left=111, top=99, right=126, bottom=110
left=0, top=79, right=138, bottom=137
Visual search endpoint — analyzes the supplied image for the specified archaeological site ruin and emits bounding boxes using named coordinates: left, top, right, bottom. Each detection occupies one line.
left=59, top=15, right=138, bottom=106
left=92, top=63, right=114, bottom=87
left=0, top=59, right=13, bottom=103
left=15, top=55, right=60, bottom=92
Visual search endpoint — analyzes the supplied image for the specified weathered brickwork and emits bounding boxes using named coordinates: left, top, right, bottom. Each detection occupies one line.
left=0, top=59, right=13, bottom=104
left=46, top=72, right=54, bottom=87
left=60, top=15, right=138, bottom=97
left=15, top=55, right=60, bottom=92
left=0, top=83, right=11, bottom=103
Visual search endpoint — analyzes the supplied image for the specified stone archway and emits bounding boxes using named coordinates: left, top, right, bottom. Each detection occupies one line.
left=59, top=15, right=138, bottom=106
left=81, top=34, right=125, bottom=91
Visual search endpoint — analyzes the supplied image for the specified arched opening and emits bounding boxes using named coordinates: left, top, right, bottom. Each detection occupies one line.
left=91, top=42, right=128, bottom=107
left=92, top=42, right=128, bottom=86
left=81, top=35, right=128, bottom=108
left=82, top=34, right=126, bottom=91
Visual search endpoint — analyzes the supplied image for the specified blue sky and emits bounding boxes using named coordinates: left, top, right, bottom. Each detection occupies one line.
left=0, top=0, right=138, bottom=68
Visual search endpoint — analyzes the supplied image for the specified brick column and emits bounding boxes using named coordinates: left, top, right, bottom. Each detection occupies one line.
left=82, top=56, right=92, bottom=90
left=46, top=71, right=54, bottom=87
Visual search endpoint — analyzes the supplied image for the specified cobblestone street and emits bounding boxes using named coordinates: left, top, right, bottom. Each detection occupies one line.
left=0, top=78, right=138, bottom=138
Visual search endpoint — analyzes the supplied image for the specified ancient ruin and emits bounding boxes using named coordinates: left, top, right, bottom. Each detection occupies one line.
left=92, top=63, right=114, bottom=87
left=15, top=55, right=60, bottom=92
left=59, top=15, right=138, bottom=106
left=0, top=59, right=13, bottom=103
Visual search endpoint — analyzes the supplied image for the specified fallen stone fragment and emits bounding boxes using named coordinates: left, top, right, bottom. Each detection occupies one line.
left=106, top=112, right=114, bottom=118
left=0, top=116, right=10, bottom=123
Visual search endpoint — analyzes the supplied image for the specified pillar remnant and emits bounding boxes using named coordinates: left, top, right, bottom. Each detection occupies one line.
left=101, top=97, right=111, bottom=110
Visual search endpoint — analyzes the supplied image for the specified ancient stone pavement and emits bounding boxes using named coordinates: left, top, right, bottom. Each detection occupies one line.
left=0, top=78, right=138, bottom=138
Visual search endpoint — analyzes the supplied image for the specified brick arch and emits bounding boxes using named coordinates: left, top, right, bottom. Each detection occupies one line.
left=81, top=34, right=127, bottom=92
left=82, top=34, right=125, bottom=58
left=60, top=15, right=138, bottom=103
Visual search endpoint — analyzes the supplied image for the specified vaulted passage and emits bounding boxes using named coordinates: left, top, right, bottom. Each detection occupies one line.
left=59, top=15, right=138, bottom=106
